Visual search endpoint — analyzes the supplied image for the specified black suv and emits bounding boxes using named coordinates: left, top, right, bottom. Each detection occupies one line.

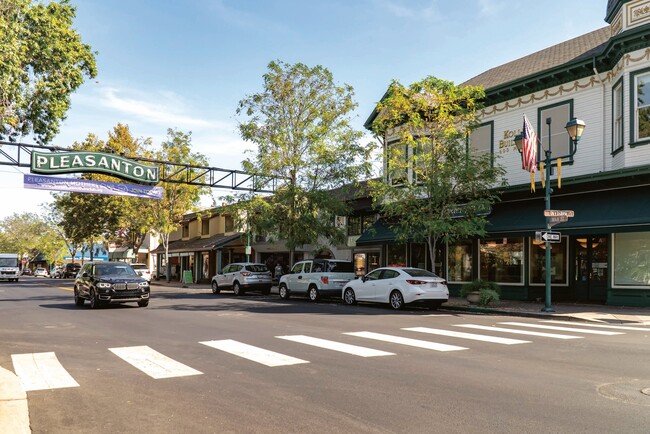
left=74, top=262, right=150, bottom=309
left=63, top=263, right=81, bottom=278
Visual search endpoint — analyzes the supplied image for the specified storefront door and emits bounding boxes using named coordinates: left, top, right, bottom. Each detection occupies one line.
left=574, top=236, right=608, bottom=302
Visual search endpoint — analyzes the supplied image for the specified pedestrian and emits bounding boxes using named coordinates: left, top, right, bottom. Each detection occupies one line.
left=274, top=263, right=283, bottom=280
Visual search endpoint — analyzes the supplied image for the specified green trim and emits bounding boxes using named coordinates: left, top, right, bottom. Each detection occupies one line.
left=629, top=140, right=650, bottom=147
left=628, top=67, right=650, bottom=146
left=606, top=0, right=632, bottom=23
left=612, top=76, right=624, bottom=154
left=612, top=146, right=624, bottom=156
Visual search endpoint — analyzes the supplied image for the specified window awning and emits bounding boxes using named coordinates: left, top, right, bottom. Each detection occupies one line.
left=151, top=233, right=243, bottom=254
left=487, top=186, right=650, bottom=236
left=355, top=219, right=398, bottom=245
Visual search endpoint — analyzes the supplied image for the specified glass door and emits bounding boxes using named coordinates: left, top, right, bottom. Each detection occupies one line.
left=574, top=236, right=608, bottom=302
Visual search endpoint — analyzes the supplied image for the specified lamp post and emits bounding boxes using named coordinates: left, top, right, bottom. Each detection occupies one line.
left=515, top=117, right=585, bottom=312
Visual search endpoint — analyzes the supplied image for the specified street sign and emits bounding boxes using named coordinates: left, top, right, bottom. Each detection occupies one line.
left=548, top=216, right=568, bottom=227
left=535, top=230, right=562, bottom=243
left=544, top=209, right=574, bottom=218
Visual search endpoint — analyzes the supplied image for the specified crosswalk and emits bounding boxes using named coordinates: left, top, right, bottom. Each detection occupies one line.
left=9, top=319, right=648, bottom=392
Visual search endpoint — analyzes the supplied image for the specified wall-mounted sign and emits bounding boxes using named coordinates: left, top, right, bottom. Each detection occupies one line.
left=30, top=151, right=159, bottom=185
left=497, top=129, right=522, bottom=154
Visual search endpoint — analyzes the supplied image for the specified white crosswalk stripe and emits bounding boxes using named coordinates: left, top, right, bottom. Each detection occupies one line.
left=542, top=320, right=650, bottom=331
left=277, top=335, right=395, bottom=357
left=344, top=331, right=468, bottom=352
left=499, top=322, right=624, bottom=335
left=200, top=339, right=309, bottom=367
left=455, top=324, right=582, bottom=339
left=11, top=352, right=79, bottom=391
left=109, top=346, right=203, bottom=379
left=403, top=327, right=531, bottom=345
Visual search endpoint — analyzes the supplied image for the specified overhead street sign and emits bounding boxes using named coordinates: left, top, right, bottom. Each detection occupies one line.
left=535, top=230, right=562, bottom=243
left=544, top=209, right=574, bottom=218
left=548, top=216, right=568, bottom=227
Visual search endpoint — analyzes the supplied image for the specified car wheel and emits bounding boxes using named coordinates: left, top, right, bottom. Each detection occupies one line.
left=308, top=285, right=319, bottom=302
left=89, top=288, right=101, bottom=309
left=74, top=287, right=84, bottom=306
left=211, top=281, right=220, bottom=294
left=389, top=290, right=404, bottom=310
left=232, top=281, right=243, bottom=296
left=138, top=300, right=149, bottom=307
left=279, top=284, right=290, bottom=300
left=343, top=288, right=356, bottom=305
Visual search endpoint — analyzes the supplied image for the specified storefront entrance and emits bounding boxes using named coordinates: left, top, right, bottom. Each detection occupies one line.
left=573, top=236, right=608, bottom=302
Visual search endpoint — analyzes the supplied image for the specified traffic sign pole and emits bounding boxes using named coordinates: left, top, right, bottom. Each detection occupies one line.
left=542, top=119, right=555, bottom=313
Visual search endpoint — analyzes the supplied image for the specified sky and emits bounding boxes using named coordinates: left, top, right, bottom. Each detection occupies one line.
left=0, top=0, right=609, bottom=219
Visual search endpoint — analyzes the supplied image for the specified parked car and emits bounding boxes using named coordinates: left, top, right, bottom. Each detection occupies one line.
left=278, top=259, right=355, bottom=301
left=34, top=267, right=49, bottom=278
left=342, top=267, right=449, bottom=310
left=62, top=263, right=81, bottom=279
left=74, top=261, right=150, bottom=309
left=20, top=268, right=32, bottom=276
left=51, top=267, right=63, bottom=279
left=131, top=263, right=152, bottom=282
left=211, top=262, right=272, bottom=296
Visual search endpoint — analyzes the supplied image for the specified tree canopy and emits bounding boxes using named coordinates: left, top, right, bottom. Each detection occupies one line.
left=370, top=76, right=507, bottom=271
left=234, top=60, right=375, bottom=261
left=0, top=0, right=97, bottom=144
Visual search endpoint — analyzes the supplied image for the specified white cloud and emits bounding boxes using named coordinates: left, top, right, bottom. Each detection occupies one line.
left=100, top=87, right=215, bottom=129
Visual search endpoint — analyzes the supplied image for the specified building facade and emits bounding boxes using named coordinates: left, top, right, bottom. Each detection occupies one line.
left=359, top=0, right=650, bottom=307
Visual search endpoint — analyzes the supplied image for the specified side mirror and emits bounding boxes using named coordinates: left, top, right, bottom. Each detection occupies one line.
left=362, top=276, right=368, bottom=282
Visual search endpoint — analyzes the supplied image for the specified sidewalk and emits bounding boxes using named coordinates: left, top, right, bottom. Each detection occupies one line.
left=150, top=279, right=650, bottom=325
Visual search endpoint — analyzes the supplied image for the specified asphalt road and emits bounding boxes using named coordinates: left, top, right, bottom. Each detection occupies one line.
left=1, top=277, right=650, bottom=433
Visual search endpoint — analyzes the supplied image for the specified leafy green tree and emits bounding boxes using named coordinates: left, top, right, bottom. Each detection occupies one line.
left=0, top=212, right=66, bottom=267
left=150, top=129, right=209, bottom=281
left=0, top=0, right=97, bottom=143
left=234, top=60, right=375, bottom=263
left=369, top=76, right=507, bottom=272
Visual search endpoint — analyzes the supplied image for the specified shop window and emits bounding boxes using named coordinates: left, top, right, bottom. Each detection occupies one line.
left=633, top=70, right=650, bottom=143
left=410, top=243, right=428, bottom=270
left=448, top=240, right=473, bottom=282
left=538, top=101, right=572, bottom=160
left=479, top=238, right=523, bottom=284
left=613, top=232, right=650, bottom=286
left=529, top=237, right=568, bottom=285
left=386, top=244, right=407, bottom=267
left=612, top=79, right=624, bottom=152
left=469, top=122, right=493, bottom=156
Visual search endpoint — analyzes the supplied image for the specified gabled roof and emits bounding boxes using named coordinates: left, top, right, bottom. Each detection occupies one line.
left=461, top=26, right=611, bottom=91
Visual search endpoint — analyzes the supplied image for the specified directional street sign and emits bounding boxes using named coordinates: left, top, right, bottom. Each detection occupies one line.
left=548, top=216, right=568, bottom=227
left=544, top=209, right=574, bottom=218
left=535, top=230, right=562, bottom=243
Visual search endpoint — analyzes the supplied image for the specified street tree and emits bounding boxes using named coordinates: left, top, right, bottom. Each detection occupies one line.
left=234, top=60, right=375, bottom=264
left=369, top=76, right=507, bottom=272
left=0, top=212, right=66, bottom=266
left=150, top=129, right=209, bottom=281
left=0, top=0, right=97, bottom=144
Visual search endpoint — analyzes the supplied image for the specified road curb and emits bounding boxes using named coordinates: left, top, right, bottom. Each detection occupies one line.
left=440, top=305, right=591, bottom=322
left=0, top=366, right=30, bottom=433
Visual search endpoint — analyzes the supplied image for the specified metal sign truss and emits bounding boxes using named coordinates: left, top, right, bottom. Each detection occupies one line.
left=0, top=140, right=278, bottom=193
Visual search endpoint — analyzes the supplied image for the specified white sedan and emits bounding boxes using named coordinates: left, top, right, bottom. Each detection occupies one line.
left=342, top=267, right=449, bottom=310
left=34, top=267, right=49, bottom=278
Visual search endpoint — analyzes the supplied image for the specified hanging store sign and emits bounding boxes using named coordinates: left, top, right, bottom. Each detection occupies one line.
left=30, top=151, right=159, bottom=185
left=24, top=174, right=163, bottom=199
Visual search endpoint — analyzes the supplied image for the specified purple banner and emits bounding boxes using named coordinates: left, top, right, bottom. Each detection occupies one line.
left=24, top=174, right=163, bottom=199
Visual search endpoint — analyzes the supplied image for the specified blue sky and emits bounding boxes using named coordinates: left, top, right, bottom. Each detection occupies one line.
left=1, top=0, right=608, bottom=219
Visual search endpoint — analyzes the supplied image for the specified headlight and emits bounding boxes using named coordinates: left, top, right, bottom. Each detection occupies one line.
left=138, top=281, right=149, bottom=288
left=97, top=282, right=112, bottom=288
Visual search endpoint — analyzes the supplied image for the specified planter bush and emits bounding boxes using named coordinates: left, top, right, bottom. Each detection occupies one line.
left=460, top=280, right=501, bottom=307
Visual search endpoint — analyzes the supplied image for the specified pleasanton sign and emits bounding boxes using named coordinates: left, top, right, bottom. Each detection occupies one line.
left=30, top=151, right=159, bottom=185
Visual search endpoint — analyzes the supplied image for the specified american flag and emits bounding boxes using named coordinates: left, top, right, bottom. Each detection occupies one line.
left=522, top=114, right=538, bottom=173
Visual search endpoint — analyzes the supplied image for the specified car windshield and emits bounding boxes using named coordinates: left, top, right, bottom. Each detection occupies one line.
left=0, top=258, right=17, bottom=267
left=246, top=265, right=268, bottom=272
left=95, top=264, right=137, bottom=277
left=324, top=261, right=354, bottom=273
left=131, top=264, right=147, bottom=270
left=402, top=268, right=438, bottom=278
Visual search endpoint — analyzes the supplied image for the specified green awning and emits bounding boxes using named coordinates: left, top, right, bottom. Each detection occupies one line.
left=487, top=186, right=650, bottom=235
left=356, top=219, right=398, bottom=245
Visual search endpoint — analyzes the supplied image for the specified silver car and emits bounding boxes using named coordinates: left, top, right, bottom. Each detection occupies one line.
left=211, top=262, right=272, bottom=296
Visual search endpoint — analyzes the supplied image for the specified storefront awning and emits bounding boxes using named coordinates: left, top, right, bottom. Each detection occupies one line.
left=487, top=186, right=650, bottom=236
left=356, top=219, right=398, bottom=245
left=151, top=232, right=243, bottom=254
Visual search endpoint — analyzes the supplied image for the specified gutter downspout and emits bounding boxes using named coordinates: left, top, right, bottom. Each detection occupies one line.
left=593, top=58, right=607, bottom=172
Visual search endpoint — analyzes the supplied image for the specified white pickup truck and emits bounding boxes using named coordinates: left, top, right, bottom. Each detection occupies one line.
left=0, top=253, right=20, bottom=282
left=278, top=259, right=356, bottom=301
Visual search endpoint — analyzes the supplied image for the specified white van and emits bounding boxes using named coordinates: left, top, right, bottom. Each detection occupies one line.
left=0, top=253, right=20, bottom=282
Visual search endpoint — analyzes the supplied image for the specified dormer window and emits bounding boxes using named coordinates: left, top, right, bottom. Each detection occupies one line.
left=182, top=224, right=189, bottom=238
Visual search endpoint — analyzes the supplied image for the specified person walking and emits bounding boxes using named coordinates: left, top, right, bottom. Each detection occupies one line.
left=274, top=263, right=283, bottom=282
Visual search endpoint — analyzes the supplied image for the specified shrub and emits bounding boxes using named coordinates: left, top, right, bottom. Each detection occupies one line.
left=478, top=289, right=500, bottom=307
left=460, top=279, right=501, bottom=307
